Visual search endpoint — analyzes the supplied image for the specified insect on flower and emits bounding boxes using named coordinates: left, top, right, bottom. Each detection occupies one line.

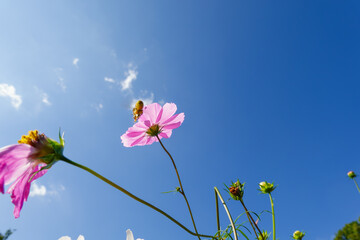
left=132, top=100, right=144, bottom=122
left=121, top=102, right=185, bottom=147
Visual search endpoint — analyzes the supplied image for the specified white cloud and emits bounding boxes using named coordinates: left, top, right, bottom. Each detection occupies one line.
left=130, top=92, right=154, bottom=109
left=92, top=103, right=103, bottom=112
left=104, top=77, right=115, bottom=83
left=55, top=68, right=66, bottom=91
left=42, top=93, right=51, bottom=106
left=30, top=182, right=47, bottom=197
left=58, top=235, right=84, bottom=240
left=73, top=58, right=79, bottom=68
left=58, top=77, right=66, bottom=91
left=121, top=68, right=138, bottom=91
left=30, top=182, right=65, bottom=197
left=0, top=83, right=22, bottom=109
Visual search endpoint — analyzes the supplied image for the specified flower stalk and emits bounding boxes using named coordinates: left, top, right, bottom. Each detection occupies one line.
left=354, top=178, right=360, bottom=193
left=59, top=156, right=216, bottom=239
left=214, top=187, right=238, bottom=240
left=156, top=135, right=201, bottom=240
left=239, top=199, right=263, bottom=240
left=269, top=193, right=276, bottom=240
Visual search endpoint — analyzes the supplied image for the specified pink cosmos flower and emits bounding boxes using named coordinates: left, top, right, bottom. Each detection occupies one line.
left=121, top=102, right=185, bottom=147
left=0, top=130, right=64, bottom=218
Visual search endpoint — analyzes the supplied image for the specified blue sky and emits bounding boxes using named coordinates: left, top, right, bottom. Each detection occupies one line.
left=0, top=1, right=359, bottom=240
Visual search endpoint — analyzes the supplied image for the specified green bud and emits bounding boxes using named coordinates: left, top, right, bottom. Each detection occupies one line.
left=293, top=230, right=305, bottom=240
left=259, top=181, right=276, bottom=194
left=228, top=180, right=245, bottom=201
left=347, top=171, right=356, bottom=179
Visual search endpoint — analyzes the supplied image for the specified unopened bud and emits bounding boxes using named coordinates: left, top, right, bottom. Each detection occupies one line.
left=259, top=181, right=276, bottom=194
left=347, top=171, right=356, bottom=179
left=293, top=230, right=305, bottom=240
left=228, top=180, right=244, bottom=201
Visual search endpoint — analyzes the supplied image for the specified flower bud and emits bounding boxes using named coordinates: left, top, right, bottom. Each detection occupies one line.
left=259, top=181, right=276, bottom=194
left=259, top=231, right=269, bottom=240
left=228, top=180, right=244, bottom=201
left=293, top=230, right=305, bottom=240
left=347, top=171, right=356, bottom=179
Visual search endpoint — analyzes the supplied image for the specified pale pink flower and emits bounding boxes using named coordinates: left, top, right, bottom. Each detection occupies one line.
left=0, top=130, right=64, bottom=218
left=121, top=103, right=185, bottom=147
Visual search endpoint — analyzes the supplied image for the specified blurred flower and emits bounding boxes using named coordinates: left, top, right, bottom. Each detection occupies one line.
left=121, top=103, right=185, bottom=147
left=347, top=171, right=356, bottom=179
left=58, top=235, right=84, bottom=240
left=259, top=181, right=276, bottom=194
left=126, top=229, right=144, bottom=240
left=0, top=130, right=64, bottom=218
left=228, top=180, right=245, bottom=201
left=293, top=230, right=305, bottom=240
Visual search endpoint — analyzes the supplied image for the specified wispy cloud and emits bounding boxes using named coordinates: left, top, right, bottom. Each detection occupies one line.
left=0, top=83, right=22, bottom=109
left=73, top=58, right=79, bottom=68
left=30, top=182, right=47, bottom=197
left=130, top=92, right=154, bottom=109
left=104, top=77, right=115, bottom=83
left=42, top=92, right=51, bottom=106
left=92, top=103, right=103, bottom=112
left=121, top=65, right=138, bottom=91
left=55, top=68, right=66, bottom=91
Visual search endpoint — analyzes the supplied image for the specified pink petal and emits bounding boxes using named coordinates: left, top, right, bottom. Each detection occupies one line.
left=0, top=144, right=34, bottom=186
left=0, top=163, right=5, bottom=194
left=159, top=129, right=173, bottom=138
left=159, top=103, right=177, bottom=123
left=130, top=135, right=147, bottom=147
left=162, top=113, right=185, bottom=130
left=7, top=163, right=47, bottom=218
left=139, top=103, right=162, bottom=124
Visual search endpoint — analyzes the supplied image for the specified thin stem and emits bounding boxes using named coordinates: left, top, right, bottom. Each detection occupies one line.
left=354, top=179, right=360, bottom=193
left=214, top=187, right=238, bottom=240
left=239, top=199, right=259, bottom=240
left=60, top=156, right=216, bottom=239
left=269, top=193, right=276, bottom=240
left=215, top=190, right=221, bottom=239
left=240, top=199, right=264, bottom=240
left=156, top=135, right=201, bottom=240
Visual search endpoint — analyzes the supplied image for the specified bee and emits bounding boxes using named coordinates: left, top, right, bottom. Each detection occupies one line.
left=132, top=100, right=144, bottom=122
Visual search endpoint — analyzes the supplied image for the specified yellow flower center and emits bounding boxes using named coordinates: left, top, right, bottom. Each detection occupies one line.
left=18, top=130, right=39, bottom=145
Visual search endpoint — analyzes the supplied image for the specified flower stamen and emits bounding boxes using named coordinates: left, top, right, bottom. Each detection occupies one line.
left=18, top=130, right=39, bottom=145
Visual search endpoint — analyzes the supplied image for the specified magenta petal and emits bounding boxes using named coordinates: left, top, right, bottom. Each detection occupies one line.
left=0, top=144, right=34, bottom=186
left=0, top=163, right=5, bottom=194
left=8, top=164, right=47, bottom=218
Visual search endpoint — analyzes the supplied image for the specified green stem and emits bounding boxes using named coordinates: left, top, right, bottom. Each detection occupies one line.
left=214, top=187, right=238, bottom=240
left=239, top=199, right=260, bottom=240
left=156, top=135, right=201, bottom=240
left=60, top=156, right=216, bottom=239
left=215, top=191, right=221, bottom=239
left=354, top=179, right=360, bottom=193
left=269, top=193, right=276, bottom=240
